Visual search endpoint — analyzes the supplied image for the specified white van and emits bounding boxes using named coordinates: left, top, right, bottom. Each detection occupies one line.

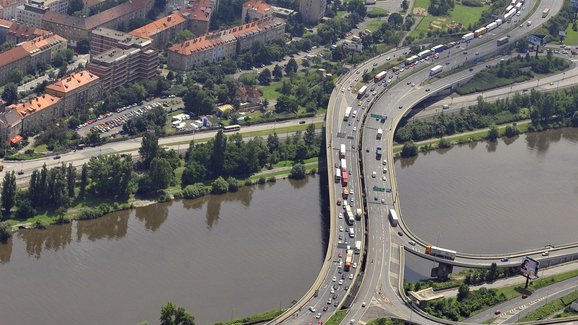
left=352, top=110, right=357, bottom=118
left=349, top=227, right=355, bottom=238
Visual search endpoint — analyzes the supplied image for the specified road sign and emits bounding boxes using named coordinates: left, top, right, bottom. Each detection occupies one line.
left=572, top=0, right=578, bottom=9
left=373, top=186, right=385, bottom=192
left=370, top=113, right=381, bottom=119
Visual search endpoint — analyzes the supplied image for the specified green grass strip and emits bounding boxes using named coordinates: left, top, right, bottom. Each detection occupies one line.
left=325, top=310, right=348, bottom=325
left=213, top=308, right=287, bottom=325
left=518, top=291, right=578, bottom=322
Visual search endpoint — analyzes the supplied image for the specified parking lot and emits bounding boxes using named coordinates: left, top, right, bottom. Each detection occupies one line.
left=76, top=96, right=184, bottom=137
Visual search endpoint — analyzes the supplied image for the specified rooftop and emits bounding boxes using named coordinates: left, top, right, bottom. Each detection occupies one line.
left=45, top=70, right=99, bottom=94
left=7, top=22, right=51, bottom=39
left=20, top=33, right=66, bottom=54
left=243, top=0, right=271, bottom=14
left=0, top=18, right=13, bottom=29
left=169, top=18, right=284, bottom=55
left=92, top=27, right=151, bottom=48
left=179, top=0, right=214, bottom=22
left=0, top=0, right=24, bottom=8
left=9, top=93, right=61, bottom=117
left=128, top=12, right=186, bottom=40
left=42, top=0, right=151, bottom=31
left=91, top=47, right=140, bottom=63
left=0, top=46, right=30, bottom=67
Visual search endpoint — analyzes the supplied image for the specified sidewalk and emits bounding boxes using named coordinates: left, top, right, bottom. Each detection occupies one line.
left=438, top=261, right=578, bottom=298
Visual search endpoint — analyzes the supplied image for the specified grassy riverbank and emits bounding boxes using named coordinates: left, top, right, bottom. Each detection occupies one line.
left=213, top=308, right=287, bottom=325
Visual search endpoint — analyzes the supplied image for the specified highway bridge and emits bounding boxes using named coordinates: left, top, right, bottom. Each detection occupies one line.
left=271, top=0, right=578, bottom=324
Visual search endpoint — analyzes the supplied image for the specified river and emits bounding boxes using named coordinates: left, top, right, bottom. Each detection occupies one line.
left=0, top=176, right=328, bottom=325
left=397, top=128, right=578, bottom=280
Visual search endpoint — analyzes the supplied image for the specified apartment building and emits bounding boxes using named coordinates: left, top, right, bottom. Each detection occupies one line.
left=242, top=0, right=272, bottom=23
left=179, top=0, right=217, bottom=36
left=16, top=1, right=48, bottom=27
left=0, top=33, right=67, bottom=86
left=87, top=46, right=158, bottom=91
left=168, top=18, right=285, bottom=70
left=90, top=27, right=151, bottom=56
left=5, top=93, right=62, bottom=135
left=45, top=70, right=101, bottom=114
left=298, top=0, right=325, bottom=23
left=0, top=19, right=51, bottom=44
left=128, top=12, right=186, bottom=49
left=0, top=0, right=26, bottom=20
left=42, top=0, right=153, bottom=44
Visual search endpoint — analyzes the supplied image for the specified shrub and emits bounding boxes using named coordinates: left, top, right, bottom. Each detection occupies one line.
left=401, top=141, right=418, bottom=157
left=289, top=163, right=306, bottom=179
left=438, top=137, right=451, bottom=148
left=267, top=176, right=277, bottom=183
left=78, top=208, right=104, bottom=220
left=0, top=222, right=11, bottom=242
left=227, top=177, right=239, bottom=192
left=182, top=183, right=209, bottom=199
left=211, top=176, right=229, bottom=194
left=244, top=180, right=253, bottom=186
left=258, top=176, right=267, bottom=184
left=34, top=220, right=47, bottom=229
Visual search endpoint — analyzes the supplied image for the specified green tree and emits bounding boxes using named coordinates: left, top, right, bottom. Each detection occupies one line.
left=401, top=141, right=418, bottom=157
left=457, top=284, right=470, bottom=301
left=258, top=68, right=272, bottom=85
left=66, top=163, right=76, bottom=198
left=275, top=95, right=299, bottom=113
left=487, top=263, right=498, bottom=281
left=211, top=176, right=229, bottom=194
left=88, top=155, right=134, bottom=199
left=8, top=68, right=23, bottom=84
left=139, top=131, right=159, bottom=169
left=160, top=302, right=194, bottom=325
left=289, top=163, right=306, bottom=179
left=401, top=0, right=409, bottom=11
left=226, top=176, right=239, bottom=192
left=183, top=85, right=215, bottom=116
left=388, top=13, right=404, bottom=28
left=210, top=131, right=227, bottom=177
left=176, top=29, right=195, bottom=43
left=487, top=125, right=499, bottom=141
left=79, top=163, right=88, bottom=200
left=0, top=221, right=10, bottom=242
left=304, top=123, right=316, bottom=146
left=1, top=171, right=16, bottom=215
left=272, top=64, right=283, bottom=80
left=1, top=82, right=18, bottom=105
left=149, top=158, right=174, bottom=191
left=285, top=58, right=298, bottom=74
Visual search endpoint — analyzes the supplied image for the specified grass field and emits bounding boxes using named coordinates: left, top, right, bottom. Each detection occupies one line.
left=519, top=290, right=578, bottom=322
left=366, top=19, right=384, bottom=32
left=411, top=0, right=489, bottom=40
left=325, top=311, right=348, bottom=325
left=457, top=73, right=532, bottom=95
left=564, top=23, right=578, bottom=45
left=259, top=81, right=283, bottom=100
left=367, top=7, right=388, bottom=18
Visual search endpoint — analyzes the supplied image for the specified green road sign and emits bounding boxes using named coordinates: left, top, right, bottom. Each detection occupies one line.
left=373, top=186, right=385, bottom=192
left=370, top=114, right=381, bottom=119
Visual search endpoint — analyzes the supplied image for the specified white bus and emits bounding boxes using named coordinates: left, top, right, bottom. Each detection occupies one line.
left=223, top=124, right=241, bottom=132
left=388, top=209, right=399, bottom=227
left=344, top=106, right=352, bottom=120
left=345, top=205, right=354, bottom=225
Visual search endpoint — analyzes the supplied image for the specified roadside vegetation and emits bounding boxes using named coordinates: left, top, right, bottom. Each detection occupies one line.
left=455, top=53, right=571, bottom=95
left=366, top=318, right=406, bottom=325
left=518, top=290, right=578, bottom=322
left=325, top=310, right=348, bottom=325
left=423, top=286, right=507, bottom=321
left=212, top=308, right=287, bottom=325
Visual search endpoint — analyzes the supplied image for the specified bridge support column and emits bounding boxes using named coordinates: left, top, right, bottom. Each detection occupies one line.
left=430, top=263, right=454, bottom=281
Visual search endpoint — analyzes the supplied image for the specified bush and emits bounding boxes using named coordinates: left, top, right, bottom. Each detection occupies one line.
left=227, top=177, right=239, bottom=192
left=309, top=168, right=317, bottom=175
left=244, top=180, right=253, bottom=186
left=289, top=163, right=307, bottom=179
left=0, top=222, right=11, bottom=242
left=461, top=0, right=482, bottom=7
left=182, top=183, right=209, bottom=199
left=267, top=176, right=276, bottom=183
left=401, top=141, right=418, bottom=157
left=78, top=208, right=105, bottom=220
left=211, top=176, right=229, bottom=194
left=257, top=176, right=267, bottom=184
left=34, top=220, right=47, bottom=229
left=438, top=137, right=451, bottom=148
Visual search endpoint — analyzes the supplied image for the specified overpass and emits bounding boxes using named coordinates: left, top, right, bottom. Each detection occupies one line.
left=271, top=0, right=578, bottom=324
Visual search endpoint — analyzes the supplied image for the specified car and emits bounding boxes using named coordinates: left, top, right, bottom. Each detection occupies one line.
left=356, top=117, right=360, bottom=121
left=372, top=171, right=376, bottom=178
left=425, top=88, right=430, bottom=92
left=334, top=301, right=338, bottom=307
left=475, top=52, right=479, bottom=56
left=356, top=71, right=360, bottom=74
left=54, top=155, right=61, bottom=159
left=352, top=144, right=355, bottom=149
left=350, top=319, right=355, bottom=325
left=309, top=306, right=316, bottom=312
left=366, top=147, right=369, bottom=152
left=408, top=240, right=416, bottom=246
left=338, top=234, right=343, bottom=240
left=330, top=288, right=335, bottom=294
left=327, top=298, right=332, bottom=304
left=316, top=313, right=321, bottom=319
left=338, top=279, right=344, bottom=285
left=349, top=197, right=354, bottom=203
left=463, top=51, right=467, bottom=55
left=406, top=81, right=411, bottom=85
left=373, top=62, right=378, bottom=66
left=522, top=294, right=528, bottom=299
left=17, top=170, right=25, bottom=175
left=353, top=126, right=357, bottom=131
left=332, top=276, right=337, bottom=282
left=383, top=167, right=387, bottom=173
left=338, top=213, right=343, bottom=219
left=299, top=120, right=306, bottom=124
left=348, top=273, right=353, bottom=280
left=398, top=231, right=403, bottom=236
left=398, top=105, right=403, bottom=109
left=494, top=310, right=501, bottom=315
left=341, top=273, right=346, bottom=280
left=333, top=294, right=338, bottom=299
left=338, top=250, right=343, bottom=258
left=341, top=88, right=345, bottom=92
left=446, top=61, right=450, bottom=65
left=323, top=306, right=328, bottom=312
left=381, top=199, right=385, bottom=204
left=337, top=200, right=342, bottom=206
left=339, top=226, right=344, bottom=232
left=500, top=257, right=509, bottom=262
left=361, top=302, right=366, bottom=307
left=338, top=268, right=343, bottom=274
left=469, top=68, right=474, bottom=72
left=542, top=251, right=549, bottom=256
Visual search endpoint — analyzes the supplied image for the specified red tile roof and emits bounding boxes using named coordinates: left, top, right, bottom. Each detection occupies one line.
left=9, top=93, right=60, bottom=117
left=45, top=70, right=99, bottom=95
left=0, top=46, right=30, bottom=67
left=128, top=12, right=185, bottom=40
left=179, top=0, right=213, bottom=22
left=243, top=0, right=271, bottom=14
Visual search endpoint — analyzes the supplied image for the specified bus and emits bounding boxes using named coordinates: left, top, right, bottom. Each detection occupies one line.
left=335, top=168, right=341, bottom=183
left=388, top=209, right=399, bottom=227
left=344, top=106, right=352, bottom=120
left=425, top=245, right=457, bottom=260
left=357, top=85, right=368, bottom=99
left=345, top=205, right=354, bottom=225
left=497, top=36, right=509, bottom=46
left=223, top=124, right=241, bottom=132
left=374, top=71, right=387, bottom=83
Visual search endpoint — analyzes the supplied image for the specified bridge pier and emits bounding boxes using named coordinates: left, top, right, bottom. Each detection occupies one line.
left=430, top=263, right=454, bottom=281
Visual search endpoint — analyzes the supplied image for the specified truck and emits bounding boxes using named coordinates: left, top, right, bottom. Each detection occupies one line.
left=335, top=168, right=341, bottom=182
left=341, top=170, right=348, bottom=186
left=425, top=245, right=457, bottom=260
left=497, top=36, right=509, bottom=46
left=342, top=187, right=349, bottom=199
left=356, top=208, right=362, bottom=220
left=388, top=209, right=399, bottom=227
left=357, top=86, right=368, bottom=99
left=431, top=44, right=446, bottom=53
left=344, top=249, right=354, bottom=271
left=461, top=32, right=475, bottom=42
left=485, top=22, right=497, bottom=31
left=405, top=55, right=419, bottom=66
left=344, top=106, right=352, bottom=120
left=355, top=241, right=361, bottom=254
left=345, top=205, right=354, bottom=225
left=340, top=144, right=346, bottom=158
left=417, top=49, right=432, bottom=59
left=374, top=71, right=387, bottom=83
left=495, top=18, right=503, bottom=26
left=340, top=158, right=347, bottom=171
left=474, top=27, right=487, bottom=37
left=376, top=128, right=383, bottom=139
left=542, top=8, right=550, bottom=18
left=430, top=65, right=443, bottom=76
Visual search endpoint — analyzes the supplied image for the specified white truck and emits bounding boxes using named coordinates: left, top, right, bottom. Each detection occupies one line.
left=430, top=65, right=443, bottom=76
left=462, top=32, right=475, bottom=42
left=340, top=158, right=347, bottom=171
left=376, top=128, right=383, bottom=139
left=355, top=241, right=361, bottom=254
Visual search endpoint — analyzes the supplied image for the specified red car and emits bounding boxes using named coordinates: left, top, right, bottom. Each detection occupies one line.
left=338, top=250, right=343, bottom=258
